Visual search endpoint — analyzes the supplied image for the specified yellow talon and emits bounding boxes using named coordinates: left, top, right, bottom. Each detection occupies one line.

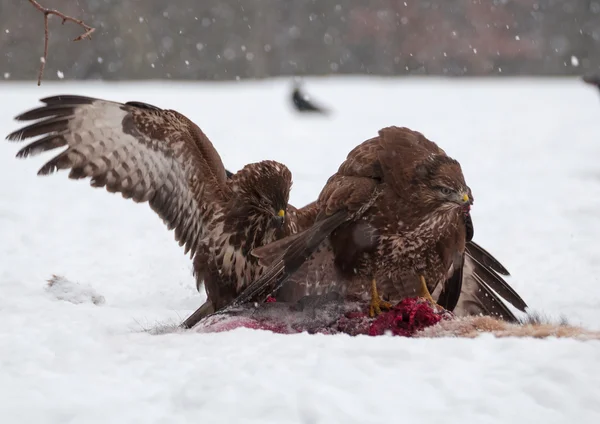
left=369, top=279, right=392, bottom=317
left=418, top=275, right=436, bottom=304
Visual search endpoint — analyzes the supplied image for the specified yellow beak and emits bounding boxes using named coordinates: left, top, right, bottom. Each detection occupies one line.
left=462, top=194, right=469, bottom=203
left=277, top=209, right=285, bottom=218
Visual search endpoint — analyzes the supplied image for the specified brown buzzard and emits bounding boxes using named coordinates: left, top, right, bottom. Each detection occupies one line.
left=232, top=126, right=527, bottom=321
left=6, top=95, right=317, bottom=320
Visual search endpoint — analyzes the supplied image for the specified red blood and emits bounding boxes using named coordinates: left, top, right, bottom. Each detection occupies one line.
left=367, top=298, right=451, bottom=337
left=197, top=297, right=451, bottom=336
left=265, top=296, right=277, bottom=303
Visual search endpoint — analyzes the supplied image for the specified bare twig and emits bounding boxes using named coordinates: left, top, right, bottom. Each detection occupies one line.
left=27, top=0, right=95, bottom=85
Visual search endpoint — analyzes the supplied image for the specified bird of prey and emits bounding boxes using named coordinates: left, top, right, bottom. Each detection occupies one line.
left=232, top=126, right=527, bottom=321
left=6, top=95, right=317, bottom=320
left=291, top=82, right=330, bottom=114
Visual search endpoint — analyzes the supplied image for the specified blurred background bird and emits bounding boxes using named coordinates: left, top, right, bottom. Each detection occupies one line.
left=291, top=81, right=330, bottom=115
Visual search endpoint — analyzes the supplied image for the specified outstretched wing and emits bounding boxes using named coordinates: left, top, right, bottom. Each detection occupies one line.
left=272, top=238, right=344, bottom=302
left=229, top=210, right=349, bottom=307
left=7, top=95, right=229, bottom=256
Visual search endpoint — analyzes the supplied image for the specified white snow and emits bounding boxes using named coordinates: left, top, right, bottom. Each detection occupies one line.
left=45, top=274, right=105, bottom=305
left=1, top=78, right=600, bottom=422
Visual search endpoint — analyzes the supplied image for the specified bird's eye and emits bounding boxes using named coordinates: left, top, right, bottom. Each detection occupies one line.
left=439, top=187, right=453, bottom=195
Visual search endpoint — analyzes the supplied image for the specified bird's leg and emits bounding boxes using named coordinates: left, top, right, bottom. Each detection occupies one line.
left=369, top=278, right=392, bottom=317
left=418, top=275, right=436, bottom=304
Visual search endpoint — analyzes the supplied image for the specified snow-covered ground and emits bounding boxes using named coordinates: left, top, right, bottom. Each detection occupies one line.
left=1, top=78, right=600, bottom=423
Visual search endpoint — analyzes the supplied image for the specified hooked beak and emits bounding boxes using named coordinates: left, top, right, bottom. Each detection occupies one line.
left=273, top=209, right=285, bottom=227
left=459, top=192, right=472, bottom=212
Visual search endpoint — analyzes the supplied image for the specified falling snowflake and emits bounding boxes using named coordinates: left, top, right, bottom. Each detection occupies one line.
left=571, top=56, right=580, bottom=67
left=57, top=70, right=64, bottom=79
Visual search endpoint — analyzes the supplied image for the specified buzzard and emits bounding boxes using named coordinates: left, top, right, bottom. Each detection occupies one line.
left=6, top=95, right=317, bottom=319
left=232, top=126, right=527, bottom=321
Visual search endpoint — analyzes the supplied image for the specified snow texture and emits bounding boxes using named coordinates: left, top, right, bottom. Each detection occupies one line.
left=1, top=78, right=600, bottom=423
left=45, top=274, right=105, bottom=305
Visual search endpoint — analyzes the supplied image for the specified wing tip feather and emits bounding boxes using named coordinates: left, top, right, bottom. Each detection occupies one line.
left=40, top=95, right=97, bottom=106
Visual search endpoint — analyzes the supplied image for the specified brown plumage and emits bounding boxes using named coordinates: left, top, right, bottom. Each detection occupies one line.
left=233, top=126, right=527, bottom=322
left=6, top=95, right=318, bottom=321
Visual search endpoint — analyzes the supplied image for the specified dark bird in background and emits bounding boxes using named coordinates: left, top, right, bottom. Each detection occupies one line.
left=6, top=95, right=319, bottom=328
left=583, top=75, right=600, bottom=93
left=233, top=127, right=528, bottom=322
left=291, top=82, right=330, bottom=115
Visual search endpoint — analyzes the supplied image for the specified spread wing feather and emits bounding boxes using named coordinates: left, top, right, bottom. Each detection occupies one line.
left=466, top=241, right=510, bottom=276
left=454, top=255, right=519, bottom=322
left=452, top=247, right=528, bottom=322
left=229, top=210, right=349, bottom=307
left=463, top=244, right=528, bottom=312
left=272, top=238, right=343, bottom=302
left=7, top=95, right=229, bottom=257
left=438, top=242, right=527, bottom=320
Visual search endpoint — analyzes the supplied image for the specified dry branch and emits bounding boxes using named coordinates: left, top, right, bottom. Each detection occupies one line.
left=27, top=0, right=95, bottom=85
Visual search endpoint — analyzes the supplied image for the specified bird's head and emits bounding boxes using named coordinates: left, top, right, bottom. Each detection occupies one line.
left=235, top=160, right=292, bottom=228
left=413, top=155, right=473, bottom=213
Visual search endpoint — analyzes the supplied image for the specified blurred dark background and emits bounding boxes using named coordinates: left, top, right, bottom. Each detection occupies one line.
left=1, top=0, right=599, bottom=81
